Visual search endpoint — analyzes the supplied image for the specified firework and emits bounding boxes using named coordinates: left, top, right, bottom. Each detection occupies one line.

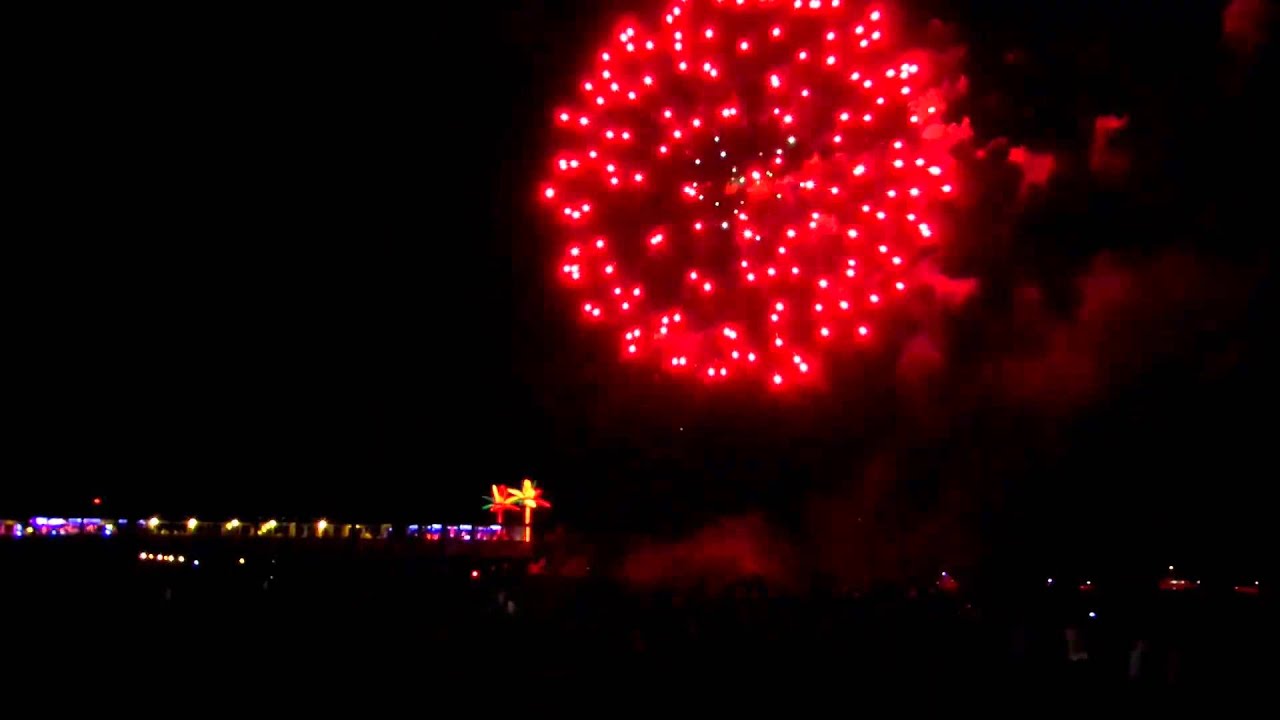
left=543, top=0, right=957, bottom=388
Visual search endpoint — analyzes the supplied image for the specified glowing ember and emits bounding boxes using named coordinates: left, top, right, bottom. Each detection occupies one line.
left=544, top=1, right=955, bottom=388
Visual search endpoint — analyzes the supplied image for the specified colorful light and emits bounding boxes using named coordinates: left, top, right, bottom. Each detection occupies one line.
left=505, top=478, right=551, bottom=543
left=483, top=484, right=517, bottom=524
left=544, top=2, right=957, bottom=389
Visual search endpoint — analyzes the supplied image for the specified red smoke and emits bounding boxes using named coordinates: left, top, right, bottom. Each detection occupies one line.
left=990, top=252, right=1252, bottom=413
left=1089, top=115, right=1130, bottom=181
left=1223, top=0, right=1270, bottom=55
left=1008, top=145, right=1055, bottom=191
left=620, top=514, right=796, bottom=591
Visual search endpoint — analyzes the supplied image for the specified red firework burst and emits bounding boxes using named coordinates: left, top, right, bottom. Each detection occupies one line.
left=542, top=0, right=956, bottom=389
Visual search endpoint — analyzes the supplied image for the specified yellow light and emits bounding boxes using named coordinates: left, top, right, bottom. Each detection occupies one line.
left=147, top=517, right=160, bottom=529
left=238, top=557, right=245, bottom=565
left=316, top=519, right=328, bottom=534
left=187, top=518, right=198, bottom=531
left=177, top=555, right=185, bottom=563
left=225, top=518, right=241, bottom=530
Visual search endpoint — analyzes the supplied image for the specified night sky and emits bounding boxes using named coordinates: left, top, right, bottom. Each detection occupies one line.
left=9, top=2, right=1275, bottom=577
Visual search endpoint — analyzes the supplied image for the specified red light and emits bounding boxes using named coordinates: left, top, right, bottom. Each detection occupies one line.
left=471, top=570, right=479, bottom=579
left=92, top=497, right=102, bottom=505
left=544, top=5, right=944, bottom=389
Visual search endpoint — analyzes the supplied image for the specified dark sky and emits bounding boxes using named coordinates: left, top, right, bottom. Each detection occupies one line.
left=9, top=2, right=1275, bottom=575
